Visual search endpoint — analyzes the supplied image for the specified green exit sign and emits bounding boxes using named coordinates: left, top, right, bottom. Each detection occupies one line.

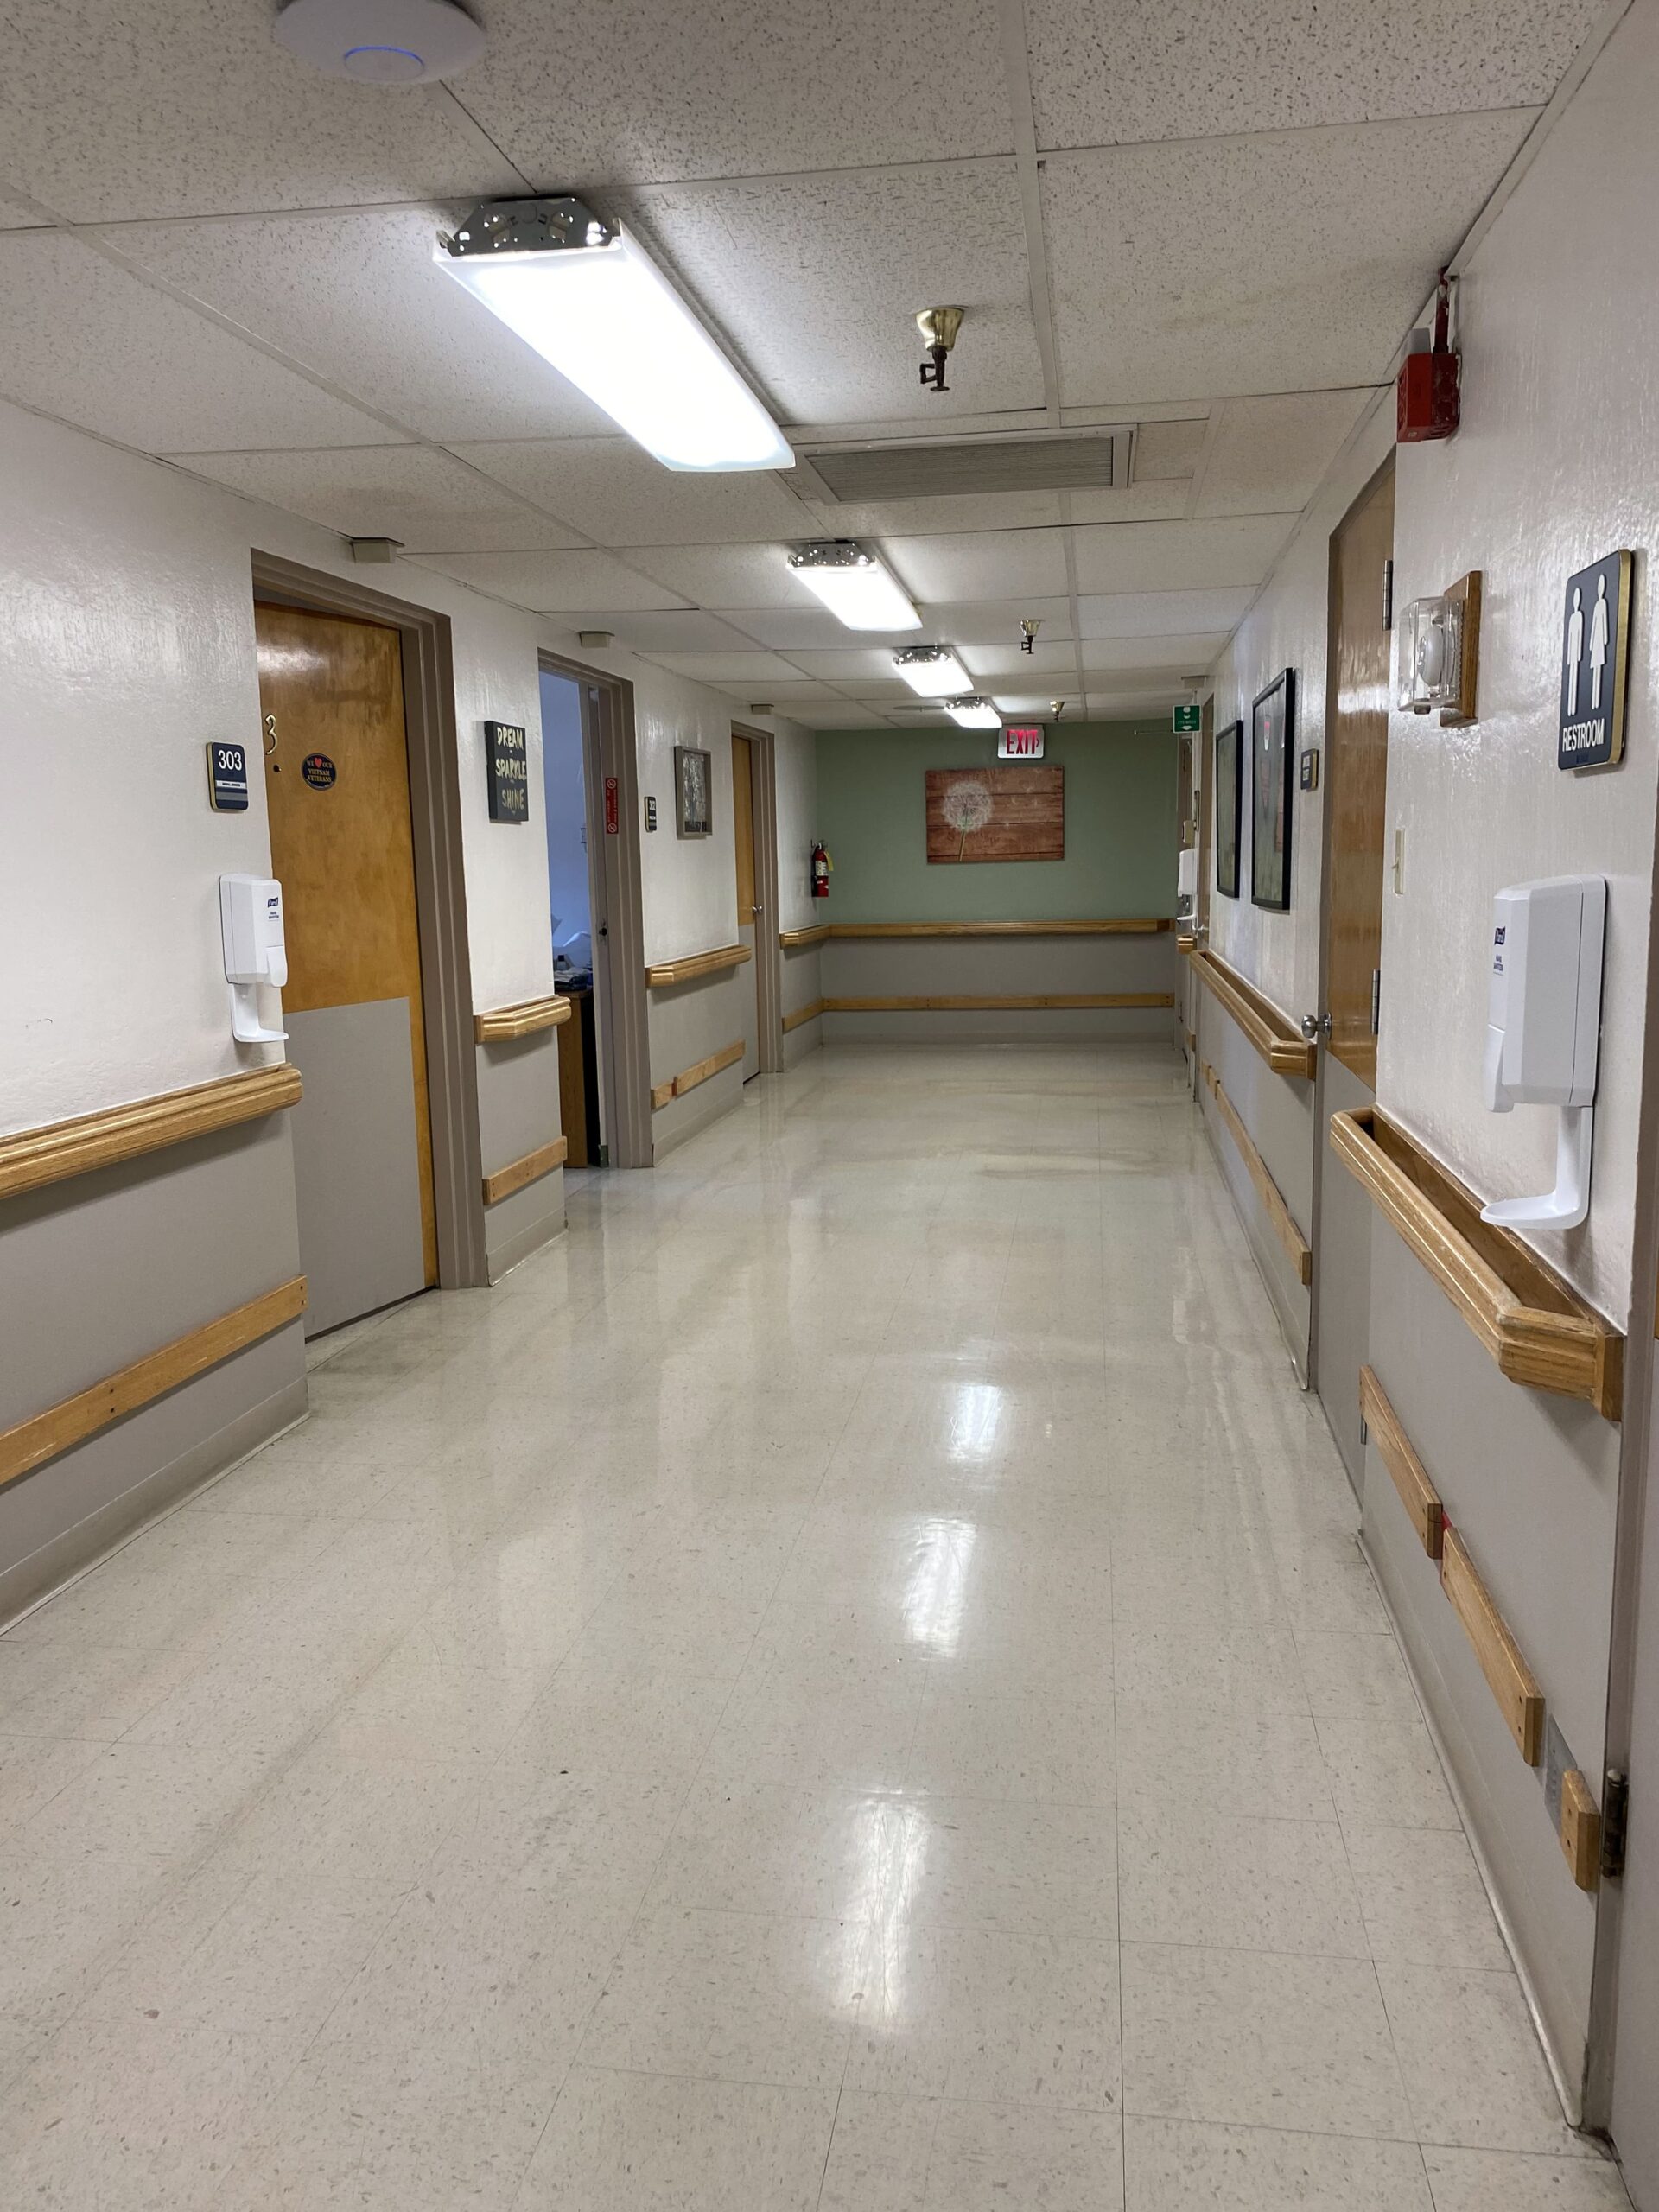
left=1173, top=705, right=1202, bottom=734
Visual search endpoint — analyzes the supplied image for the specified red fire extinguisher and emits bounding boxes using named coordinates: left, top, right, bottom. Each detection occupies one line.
left=810, top=842, right=832, bottom=899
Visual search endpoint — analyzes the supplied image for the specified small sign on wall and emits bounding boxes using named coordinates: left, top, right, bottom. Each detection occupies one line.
left=1559, top=550, right=1632, bottom=772
left=207, top=741, right=249, bottom=811
left=998, top=724, right=1045, bottom=759
left=1173, top=704, right=1202, bottom=734
left=485, top=721, right=530, bottom=822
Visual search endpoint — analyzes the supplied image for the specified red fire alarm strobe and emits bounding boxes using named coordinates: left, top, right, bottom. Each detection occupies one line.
left=1398, top=269, right=1460, bottom=443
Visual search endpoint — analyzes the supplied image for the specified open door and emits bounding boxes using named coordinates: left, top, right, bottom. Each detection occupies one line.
left=731, top=728, right=761, bottom=1081
left=1310, top=457, right=1395, bottom=1489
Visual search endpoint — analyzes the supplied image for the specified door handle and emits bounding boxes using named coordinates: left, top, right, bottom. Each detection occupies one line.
left=1301, top=1012, right=1332, bottom=1039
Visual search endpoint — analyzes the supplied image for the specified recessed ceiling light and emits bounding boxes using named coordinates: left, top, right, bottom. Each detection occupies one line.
left=273, top=0, right=486, bottom=82
left=893, top=645, right=972, bottom=696
left=947, top=696, right=1002, bottom=728
left=786, top=543, right=920, bottom=632
left=435, top=198, right=791, bottom=474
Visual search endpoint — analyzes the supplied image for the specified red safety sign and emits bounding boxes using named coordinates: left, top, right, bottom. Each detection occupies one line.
left=604, top=775, right=619, bottom=834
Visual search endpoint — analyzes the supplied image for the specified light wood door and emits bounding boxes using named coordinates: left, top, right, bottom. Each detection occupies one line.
left=731, top=732, right=760, bottom=1080
left=1312, top=459, right=1394, bottom=1488
left=255, top=603, right=437, bottom=1297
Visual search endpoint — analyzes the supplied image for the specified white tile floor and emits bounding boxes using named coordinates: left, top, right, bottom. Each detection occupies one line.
left=0, top=1043, right=1632, bottom=2209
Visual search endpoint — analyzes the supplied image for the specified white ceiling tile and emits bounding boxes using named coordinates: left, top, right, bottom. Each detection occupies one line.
left=795, top=707, right=896, bottom=727
left=645, top=652, right=804, bottom=683
left=1194, top=389, right=1376, bottom=518
left=1077, top=588, right=1255, bottom=639
left=452, top=437, right=812, bottom=547
left=807, top=490, right=1065, bottom=536
left=1028, top=0, right=1604, bottom=151
left=461, top=0, right=1009, bottom=184
left=727, top=680, right=849, bottom=703
left=883, top=530, right=1071, bottom=601
left=1079, top=634, right=1230, bottom=672
left=575, top=611, right=761, bottom=652
left=0, top=231, right=397, bottom=454
left=917, top=597, right=1073, bottom=645
left=0, top=3, right=514, bottom=222
left=1045, top=111, right=1536, bottom=404
left=1061, top=482, right=1190, bottom=524
left=111, top=208, right=615, bottom=443
left=786, top=650, right=918, bottom=681
left=405, top=551, right=690, bottom=613
left=721, top=605, right=910, bottom=650
left=988, top=693, right=1082, bottom=715
left=1084, top=690, right=1185, bottom=717
left=1071, top=517, right=1294, bottom=594
left=962, top=642, right=1079, bottom=677
left=168, top=447, right=582, bottom=551
left=620, top=164, right=1044, bottom=423
left=1132, top=419, right=1208, bottom=481
left=621, top=543, right=815, bottom=609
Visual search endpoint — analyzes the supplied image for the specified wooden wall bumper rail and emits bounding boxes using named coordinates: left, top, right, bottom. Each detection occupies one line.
left=0, top=1064, right=302, bottom=1204
left=645, top=944, right=753, bottom=988
left=1200, top=1062, right=1312, bottom=1286
left=1331, top=1107, right=1623, bottom=1418
left=0, top=1277, right=308, bottom=1490
left=823, top=993, right=1173, bottom=1013
left=1187, top=948, right=1314, bottom=1078
left=481, top=1135, right=568, bottom=1206
left=651, top=1039, right=744, bottom=1110
left=813, top=918, right=1171, bottom=938
left=1360, top=1365, right=1444, bottom=1558
left=474, top=995, right=571, bottom=1044
left=782, top=999, right=825, bottom=1033
left=779, top=924, right=830, bottom=949
left=1440, top=1527, right=1545, bottom=1765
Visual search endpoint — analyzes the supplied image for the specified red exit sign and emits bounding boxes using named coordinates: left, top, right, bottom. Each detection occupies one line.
left=998, top=724, right=1045, bottom=759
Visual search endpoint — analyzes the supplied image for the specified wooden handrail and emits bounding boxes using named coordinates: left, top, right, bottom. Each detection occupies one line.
left=779, top=924, right=830, bottom=949
left=0, top=1277, right=307, bottom=1488
left=1200, top=1062, right=1311, bottom=1285
left=474, top=995, right=571, bottom=1044
left=482, top=1135, right=567, bottom=1205
left=817, top=918, right=1171, bottom=938
left=651, top=1039, right=744, bottom=1109
left=1331, top=1106, right=1623, bottom=1418
left=0, top=1064, right=302, bottom=1203
left=644, top=944, right=753, bottom=988
left=1188, top=947, right=1314, bottom=1078
left=823, top=993, right=1172, bottom=1012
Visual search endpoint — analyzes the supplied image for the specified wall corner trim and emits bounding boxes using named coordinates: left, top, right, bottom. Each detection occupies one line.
left=0, top=1064, right=302, bottom=1202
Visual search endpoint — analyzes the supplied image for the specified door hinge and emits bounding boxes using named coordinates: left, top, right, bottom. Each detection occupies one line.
left=1370, top=969, right=1382, bottom=1035
left=1382, top=557, right=1395, bottom=632
left=1601, top=1769, right=1629, bottom=1881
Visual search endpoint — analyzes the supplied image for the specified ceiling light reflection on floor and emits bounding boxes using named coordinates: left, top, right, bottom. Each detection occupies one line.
left=903, top=1516, right=977, bottom=1656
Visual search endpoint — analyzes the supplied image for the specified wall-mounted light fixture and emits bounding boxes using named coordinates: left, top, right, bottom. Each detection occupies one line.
left=435, top=198, right=791, bottom=473
left=786, top=542, right=919, bottom=632
left=947, top=695, right=1002, bottom=729
left=893, top=645, right=972, bottom=696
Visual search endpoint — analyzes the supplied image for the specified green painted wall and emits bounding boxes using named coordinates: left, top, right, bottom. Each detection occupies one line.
left=813, top=721, right=1179, bottom=922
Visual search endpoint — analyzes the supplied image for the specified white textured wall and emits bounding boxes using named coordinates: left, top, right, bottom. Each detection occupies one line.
left=765, top=716, right=820, bottom=933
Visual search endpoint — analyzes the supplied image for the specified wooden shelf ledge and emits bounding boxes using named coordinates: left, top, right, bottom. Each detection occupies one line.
left=645, top=944, right=753, bottom=988
left=0, top=1064, right=302, bottom=1204
left=1332, top=1106, right=1623, bottom=1419
left=481, top=1135, right=567, bottom=1207
left=1189, top=947, right=1314, bottom=1078
left=474, top=995, right=571, bottom=1044
left=651, top=1039, right=744, bottom=1110
left=1200, top=1062, right=1312, bottom=1286
left=779, top=924, right=830, bottom=950
left=820, top=917, right=1171, bottom=938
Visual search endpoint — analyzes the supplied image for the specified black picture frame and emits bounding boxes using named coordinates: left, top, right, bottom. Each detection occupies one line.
left=674, top=745, right=712, bottom=838
left=1214, top=719, right=1243, bottom=898
left=1249, top=670, right=1295, bottom=912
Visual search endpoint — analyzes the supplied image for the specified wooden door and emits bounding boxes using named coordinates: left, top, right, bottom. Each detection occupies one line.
left=731, top=731, right=760, bottom=1080
left=255, top=604, right=437, bottom=1322
left=1312, top=458, right=1395, bottom=1486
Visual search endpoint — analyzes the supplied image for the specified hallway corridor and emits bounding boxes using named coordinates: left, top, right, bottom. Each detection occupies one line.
left=0, top=1046, right=1629, bottom=2209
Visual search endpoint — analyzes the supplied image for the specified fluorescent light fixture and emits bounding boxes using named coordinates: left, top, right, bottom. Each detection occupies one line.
left=435, top=197, right=791, bottom=473
left=893, top=645, right=972, bottom=696
left=786, top=541, right=919, bottom=632
left=947, top=695, right=1002, bottom=728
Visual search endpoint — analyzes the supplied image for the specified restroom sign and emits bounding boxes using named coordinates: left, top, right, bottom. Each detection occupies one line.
left=998, top=724, right=1045, bottom=759
left=485, top=720, right=530, bottom=822
left=1558, top=550, right=1632, bottom=772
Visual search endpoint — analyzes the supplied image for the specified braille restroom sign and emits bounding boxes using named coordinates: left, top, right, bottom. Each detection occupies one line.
left=485, top=720, right=530, bottom=822
left=1558, top=550, right=1632, bottom=772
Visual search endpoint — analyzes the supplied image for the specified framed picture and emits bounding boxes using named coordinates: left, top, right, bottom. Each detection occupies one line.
left=1250, top=670, right=1295, bottom=912
left=1214, top=719, right=1243, bottom=898
left=924, top=765, right=1064, bottom=862
left=674, top=745, right=711, bottom=838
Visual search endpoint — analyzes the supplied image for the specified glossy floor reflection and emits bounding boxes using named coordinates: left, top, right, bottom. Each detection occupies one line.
left=0, top=1044, right=1629, bottom=2209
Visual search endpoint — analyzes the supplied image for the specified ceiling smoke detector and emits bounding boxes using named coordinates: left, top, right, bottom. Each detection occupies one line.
left=273, top=0, right=486, bottom=83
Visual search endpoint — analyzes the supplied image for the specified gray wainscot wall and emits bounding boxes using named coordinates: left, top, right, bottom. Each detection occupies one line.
left=650, top=966, right=749, bottom=1159
left=821, top=931, right=1179, bottom=1044
left=476, top=1027, right=566, bottom=1282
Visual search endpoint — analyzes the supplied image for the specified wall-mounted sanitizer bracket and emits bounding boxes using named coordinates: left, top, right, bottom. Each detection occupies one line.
left=219, top=874, right=289, bottom=1044
left=1479, top=874, right=1605, bottom=1230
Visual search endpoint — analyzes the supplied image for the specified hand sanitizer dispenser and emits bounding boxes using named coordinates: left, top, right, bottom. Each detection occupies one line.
left=219, top=874, right=289, bottom=1044
left=1479, top=874, right=1605, bottom=1230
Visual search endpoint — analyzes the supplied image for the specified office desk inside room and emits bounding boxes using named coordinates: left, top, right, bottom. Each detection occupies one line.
left=557, top=986, right=600, bottom=1167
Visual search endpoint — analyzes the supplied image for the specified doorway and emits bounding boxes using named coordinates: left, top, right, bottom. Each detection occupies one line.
left=540, top=665, right=604, bottom=1167
left=255, top=601, right=437, bottom=1336
left=731, top=728, right=761, bottom=1080
left=1310, top=456, right=1395, bottom=1489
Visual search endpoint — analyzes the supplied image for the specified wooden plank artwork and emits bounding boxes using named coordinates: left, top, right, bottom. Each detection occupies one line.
left=925, top=766, right=1064, bottom=864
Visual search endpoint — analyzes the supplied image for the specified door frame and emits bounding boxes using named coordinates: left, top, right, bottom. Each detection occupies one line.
left=733, top=720, right=784, bottom=1075
left=539, top=650, right=652, bottom=1168
left=249, top=550, right=486, bottom=1291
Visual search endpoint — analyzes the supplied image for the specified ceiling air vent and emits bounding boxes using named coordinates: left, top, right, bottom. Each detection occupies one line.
left=807, top=432, right=1122, bottom=504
